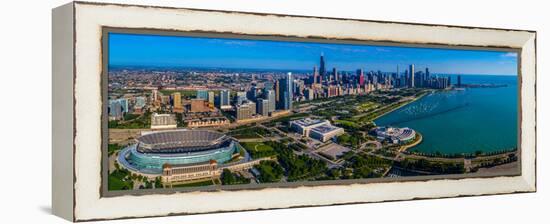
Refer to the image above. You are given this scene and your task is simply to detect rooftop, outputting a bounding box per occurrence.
[291,118,327,128]
[152,113,175,118]
[136,130,231,153]
[312,124,341,134]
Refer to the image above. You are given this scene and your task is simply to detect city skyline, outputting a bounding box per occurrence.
[109,33,518,76]
[106,32,519,191]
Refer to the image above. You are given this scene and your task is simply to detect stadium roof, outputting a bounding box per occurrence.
[136,130,231,153]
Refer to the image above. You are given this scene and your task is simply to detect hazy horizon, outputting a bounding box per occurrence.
[109,33,518,76]
[108,64,516,77]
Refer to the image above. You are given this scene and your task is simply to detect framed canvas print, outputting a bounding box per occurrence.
[52,1,536,222]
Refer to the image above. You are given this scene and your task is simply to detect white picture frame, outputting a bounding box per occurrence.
[52,1,536,222]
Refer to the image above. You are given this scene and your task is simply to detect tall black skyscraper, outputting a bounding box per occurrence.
[319,53,326,79]
[457,75,462,87]
[409,64,415,88]
[396,65,401,87]
[425,67,430,80]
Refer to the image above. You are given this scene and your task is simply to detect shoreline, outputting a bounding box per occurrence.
[399,132,423,152]
[405,148,518,158]
[374,88,517,157]
[371,90,430,124]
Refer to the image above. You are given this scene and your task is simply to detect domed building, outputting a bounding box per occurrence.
[373,126,416,144]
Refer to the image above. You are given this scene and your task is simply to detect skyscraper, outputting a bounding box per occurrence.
[396,65,400,76]
[264,81,274,90]
[327,85,339,97]
[118,98,129,113]
[312,66,319,85]
[266,89,276,113]
[247,100,256,115]
[357,69,365,86]
[257,98,269,117]
[415,71,423,88]
[305,88,314,100]
[333,67,338,82]
[279,72,293,110]
[237,91,247,105]
[286,72,294,110]
[425,67,430,80]
[108,99,123,120]
[396,65,402,87]
[196,90,208,100]
[246,88,258,102]
[151,89,158,102]
[409,64,415,88]
[275,79,280,105]
[457,75,462,87]
[236,102,255,120]
[172,92,183,112]
[216,89,231,109]
[319,53,326,80]
[207,91,215,105]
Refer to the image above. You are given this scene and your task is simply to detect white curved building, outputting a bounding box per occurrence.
[374,126,416,144]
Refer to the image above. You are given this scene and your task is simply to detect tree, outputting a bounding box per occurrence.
[327,168,342,179]
[338,134,351,144]
[145,181,153,189]
[475,150,483,157]
[354,166,373,178]
[175,113,185,127]
[221,169,236,185]
[254,161,284,183]
[154,177,162,188]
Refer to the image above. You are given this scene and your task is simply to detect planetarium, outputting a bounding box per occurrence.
[118,130,238,174]
[373,126,416,144]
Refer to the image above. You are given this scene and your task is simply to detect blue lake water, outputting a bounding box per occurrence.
[374,75,518,154]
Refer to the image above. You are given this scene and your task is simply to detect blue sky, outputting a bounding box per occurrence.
[109,33,518,76]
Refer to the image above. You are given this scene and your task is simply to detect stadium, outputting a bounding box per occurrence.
[118,130,239,174]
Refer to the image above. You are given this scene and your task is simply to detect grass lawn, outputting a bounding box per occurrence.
[243,142,273,151]
[254,160,284,183]
[108,112,151,129]
[242,142,276,159]
[123,113,140,121]
[108,143,125,156]
[228,126,272,139]
[357,102,379,112]
[172,179,214,188]
[108,172,133,190]
[334,119,361,128]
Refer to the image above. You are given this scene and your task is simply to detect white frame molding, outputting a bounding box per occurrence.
[52,1,536,222]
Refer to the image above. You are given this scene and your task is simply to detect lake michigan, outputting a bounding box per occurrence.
[374,75,518,154]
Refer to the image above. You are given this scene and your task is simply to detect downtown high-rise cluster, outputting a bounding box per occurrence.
[287,54,453,104]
